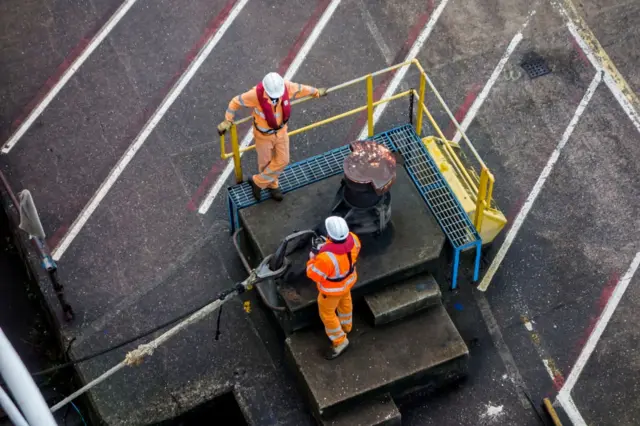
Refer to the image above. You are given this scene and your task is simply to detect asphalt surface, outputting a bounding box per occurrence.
[1,0,639,424]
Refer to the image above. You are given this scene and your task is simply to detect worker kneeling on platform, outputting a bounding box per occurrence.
[218,72,327,202]
[306,216,361,360]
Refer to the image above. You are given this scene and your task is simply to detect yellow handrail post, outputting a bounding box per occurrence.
[366,74,374,137]
[220,134,226,159]
[474,167,489,230]
[416,72,426,135]
[230,124,243,183]
[486,170,495,208]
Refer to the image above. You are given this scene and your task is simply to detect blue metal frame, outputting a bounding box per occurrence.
[225,124,482,289]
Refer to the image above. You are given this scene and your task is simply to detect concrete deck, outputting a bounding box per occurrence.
[239,167,445,331]
[285,305,469,418]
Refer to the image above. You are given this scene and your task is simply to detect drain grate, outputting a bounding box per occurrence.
[521,54,551,79]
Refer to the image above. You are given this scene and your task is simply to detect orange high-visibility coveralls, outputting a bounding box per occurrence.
[306,232,361,347]
[225,82,321,189]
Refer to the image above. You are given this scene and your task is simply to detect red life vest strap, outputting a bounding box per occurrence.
[255,83,290,131]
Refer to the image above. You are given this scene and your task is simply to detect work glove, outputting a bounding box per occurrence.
[217,119,232,135]
[317,88,328,97]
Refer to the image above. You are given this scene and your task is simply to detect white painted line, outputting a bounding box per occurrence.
[477,71,602,291]
[473,290,532,409]
[51,0,249,260]
[542,359,556,381]
[564,17,640,135]
[356,0,451,141]
[451,11,535,143]
[556,392,583,426]
[1,0,140,154]
[198,0,341,214]
[562,250,640,388]
[358,0,393,65]
[557,251,640,425]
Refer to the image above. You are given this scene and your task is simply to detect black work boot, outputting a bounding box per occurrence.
[248,177,262,201]
[325,338,349,360]
[269,187,284,202]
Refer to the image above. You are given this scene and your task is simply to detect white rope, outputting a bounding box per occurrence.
[50,288,241,413]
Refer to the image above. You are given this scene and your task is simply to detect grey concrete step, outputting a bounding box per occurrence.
[365,273,441,325]
[284,304,469,419]
[318,393,400,426]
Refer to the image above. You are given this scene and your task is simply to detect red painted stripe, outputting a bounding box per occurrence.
[277,0,331,75]
[47,224,69,250]
[36,2,242,239]
[342,1,435,143]
[187,160,225,211]
[569,35,592,69]
[574,271,620,350]
[187,0,333,210]
[9,1,124,132]
[444,83,482,139]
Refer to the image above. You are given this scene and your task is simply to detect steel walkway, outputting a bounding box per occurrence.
[227,124,482,288]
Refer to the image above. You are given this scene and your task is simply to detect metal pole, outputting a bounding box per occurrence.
[0,386,29,426]
[219,134,226,159]
[416,72,426,135]
[230,124,243,183]
[366,74,374,137]
[408,91,414,125]
[0,329,57,426]
[474,168,489,230]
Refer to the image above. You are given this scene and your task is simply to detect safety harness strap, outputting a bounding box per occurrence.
[325,251,355,282]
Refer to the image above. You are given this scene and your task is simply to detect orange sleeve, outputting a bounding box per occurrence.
[225,88,260,121]
[306,255,331,283]
[286,81,319,100]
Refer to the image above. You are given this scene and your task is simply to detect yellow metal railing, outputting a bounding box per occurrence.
[219,59,494,232]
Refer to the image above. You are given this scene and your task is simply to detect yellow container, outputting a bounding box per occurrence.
[422,137,507,245]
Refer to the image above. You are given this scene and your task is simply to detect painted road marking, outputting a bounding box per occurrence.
[473,290,532,409]
[198,0,341,215]
[1,0,140,154]
[554,0,640,135]
[477,71,602,292]
[356,0,450,141]
[521,316,566,390]
[451,10,535,143]
[358,0,394,65]
[556,252,640,426]
[51,0,249,260]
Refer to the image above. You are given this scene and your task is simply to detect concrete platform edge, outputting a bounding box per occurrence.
[0,189,103,425]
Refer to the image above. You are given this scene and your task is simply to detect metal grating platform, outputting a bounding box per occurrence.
[227,124,481,288]
[370,126,478,248]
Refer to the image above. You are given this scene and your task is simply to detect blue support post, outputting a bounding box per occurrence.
[451,248,461,290]
[473,241,482,281]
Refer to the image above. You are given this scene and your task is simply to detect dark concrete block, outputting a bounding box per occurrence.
[240,167,446,331]
[365,273,442,325]
[319,393,401,426]
[285,305,469,418]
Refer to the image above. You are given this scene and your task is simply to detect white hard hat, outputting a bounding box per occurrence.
[262,72,285,98]
[325,216,349,242]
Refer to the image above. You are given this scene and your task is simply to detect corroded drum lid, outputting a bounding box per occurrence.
[343,141,396,194]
